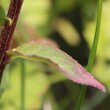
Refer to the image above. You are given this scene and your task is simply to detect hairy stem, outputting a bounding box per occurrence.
[0,0,24,81]
[75,0,103,110]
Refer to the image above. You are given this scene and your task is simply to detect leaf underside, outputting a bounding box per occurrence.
[7,41,106,92]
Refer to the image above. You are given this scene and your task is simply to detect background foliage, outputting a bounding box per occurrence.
[0,0,110,110]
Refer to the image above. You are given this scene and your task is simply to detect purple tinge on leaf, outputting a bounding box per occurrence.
[7,40,106,92]
[58,58,106,92]
[54,49,106,92]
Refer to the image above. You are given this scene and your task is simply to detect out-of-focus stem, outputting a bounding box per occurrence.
[20,59,25,110]
[75,0,103,110]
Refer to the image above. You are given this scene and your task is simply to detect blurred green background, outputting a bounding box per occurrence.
[0,0,110,110]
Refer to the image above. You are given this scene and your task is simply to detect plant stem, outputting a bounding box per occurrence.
[20,59,25,110]
[75,0,103,110]
[0,0,24,81]
[86,0,103,72]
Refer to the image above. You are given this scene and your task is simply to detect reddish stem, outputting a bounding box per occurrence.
[0,0,24,81]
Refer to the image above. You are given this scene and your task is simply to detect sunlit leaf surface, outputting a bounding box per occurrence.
[7,41,106,92]
[53,18,80,46]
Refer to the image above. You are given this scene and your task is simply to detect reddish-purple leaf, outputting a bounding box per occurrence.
[7,40,106,92]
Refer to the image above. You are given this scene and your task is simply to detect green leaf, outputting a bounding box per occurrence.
[0,5,6,26]
[0,65,9,98]
[7,41,106,92]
